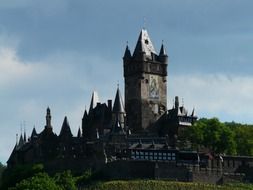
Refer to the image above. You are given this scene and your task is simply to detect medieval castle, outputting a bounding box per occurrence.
[7,29,253,183]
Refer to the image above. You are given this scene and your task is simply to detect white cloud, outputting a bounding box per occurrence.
[169,73,253,123]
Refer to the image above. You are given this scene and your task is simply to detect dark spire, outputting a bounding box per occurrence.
[123,44,131,59]
[18,134,24,148]
[31,127,37,138]
[89,91,99,113]
[77,127,81,138]
[23,129,27,142]
[82,109,88,120]
[159,43,167,56]
[133,29,156,58]
[59,116,73,138]
[191,108,195,117]
[112,87,125,113]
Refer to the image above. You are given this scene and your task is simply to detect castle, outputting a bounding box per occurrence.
[7,29,253,183]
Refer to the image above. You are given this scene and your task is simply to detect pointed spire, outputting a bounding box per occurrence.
[24,129,27,143]
[89,91,99,113]
[18,134,24,148]
[191,108,195,117]
[31,126,37,138]
[159,43,167,56]
[133,29,156,57]
[59,116,73,138]
[77,127,81,138]
[82,109,88,119]
[123,44,131,59]
[112,87,125,113]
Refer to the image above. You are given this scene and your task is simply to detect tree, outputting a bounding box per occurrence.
[1,163,44,189]
[54,170,77,190]
[9,173,61,190]
[225,122,253,156]
[184,118,237,155]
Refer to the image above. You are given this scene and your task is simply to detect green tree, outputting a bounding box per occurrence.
[1,163,44,189]
[225,122,253,156]
[185,118,236,155]
[54,170,77,190]
[9,173,61,190]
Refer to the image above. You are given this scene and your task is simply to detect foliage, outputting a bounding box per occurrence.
[1,163,44,189]
[184,118,237,155]
[9,172,61,190]
[225,122,253,156]
[54,170,77,190]
[79,180,253,190]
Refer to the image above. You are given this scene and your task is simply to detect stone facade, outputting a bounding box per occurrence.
[124,29,167,132]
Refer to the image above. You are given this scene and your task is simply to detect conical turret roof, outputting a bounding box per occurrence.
[89,91,99,113]
[159,43,167,56]
[112,88,125,113]
[59,116,73,137]
[77,127,81,138]
[123,45,131,59]
[31,127,37,137]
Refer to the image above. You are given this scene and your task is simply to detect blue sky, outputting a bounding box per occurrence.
[1,0,253,163]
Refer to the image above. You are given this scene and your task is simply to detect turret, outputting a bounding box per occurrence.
[77,127,81,138]
[89,91,99,114]
[59,116,73,139]
[159,43,168,63]
[112,87,125,133]
[123,45,131,62]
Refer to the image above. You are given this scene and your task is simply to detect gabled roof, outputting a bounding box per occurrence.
[59,116,73,137]
[112,88,125,113]
[89,91,99,113]
[133,29,157,57]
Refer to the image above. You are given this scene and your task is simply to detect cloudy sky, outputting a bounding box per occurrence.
[1,0,253,163]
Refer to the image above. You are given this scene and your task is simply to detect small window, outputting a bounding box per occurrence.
[145,39,149,44]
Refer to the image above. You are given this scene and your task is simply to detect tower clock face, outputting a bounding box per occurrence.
[149,75,159,99]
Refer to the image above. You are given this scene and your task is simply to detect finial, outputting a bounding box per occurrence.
[162,40,164,44]
[126,41,128,46]
[117,81,119,89]
[182,98,184,106]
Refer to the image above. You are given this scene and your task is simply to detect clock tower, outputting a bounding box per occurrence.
[123,29,168,133]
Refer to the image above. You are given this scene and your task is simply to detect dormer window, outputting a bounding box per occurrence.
[145,39,149,44]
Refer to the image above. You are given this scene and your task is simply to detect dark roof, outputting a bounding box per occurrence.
[112,88,125,113]
[123,45,131,59]
[31,127,37,137]
[89,91,99,113]
[59,116,73,137]
[77,128,81,138]
[159,44,167,56]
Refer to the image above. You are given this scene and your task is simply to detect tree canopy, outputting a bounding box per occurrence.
[183,118,253,156]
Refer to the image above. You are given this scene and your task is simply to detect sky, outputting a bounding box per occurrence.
[1,0,253,163]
